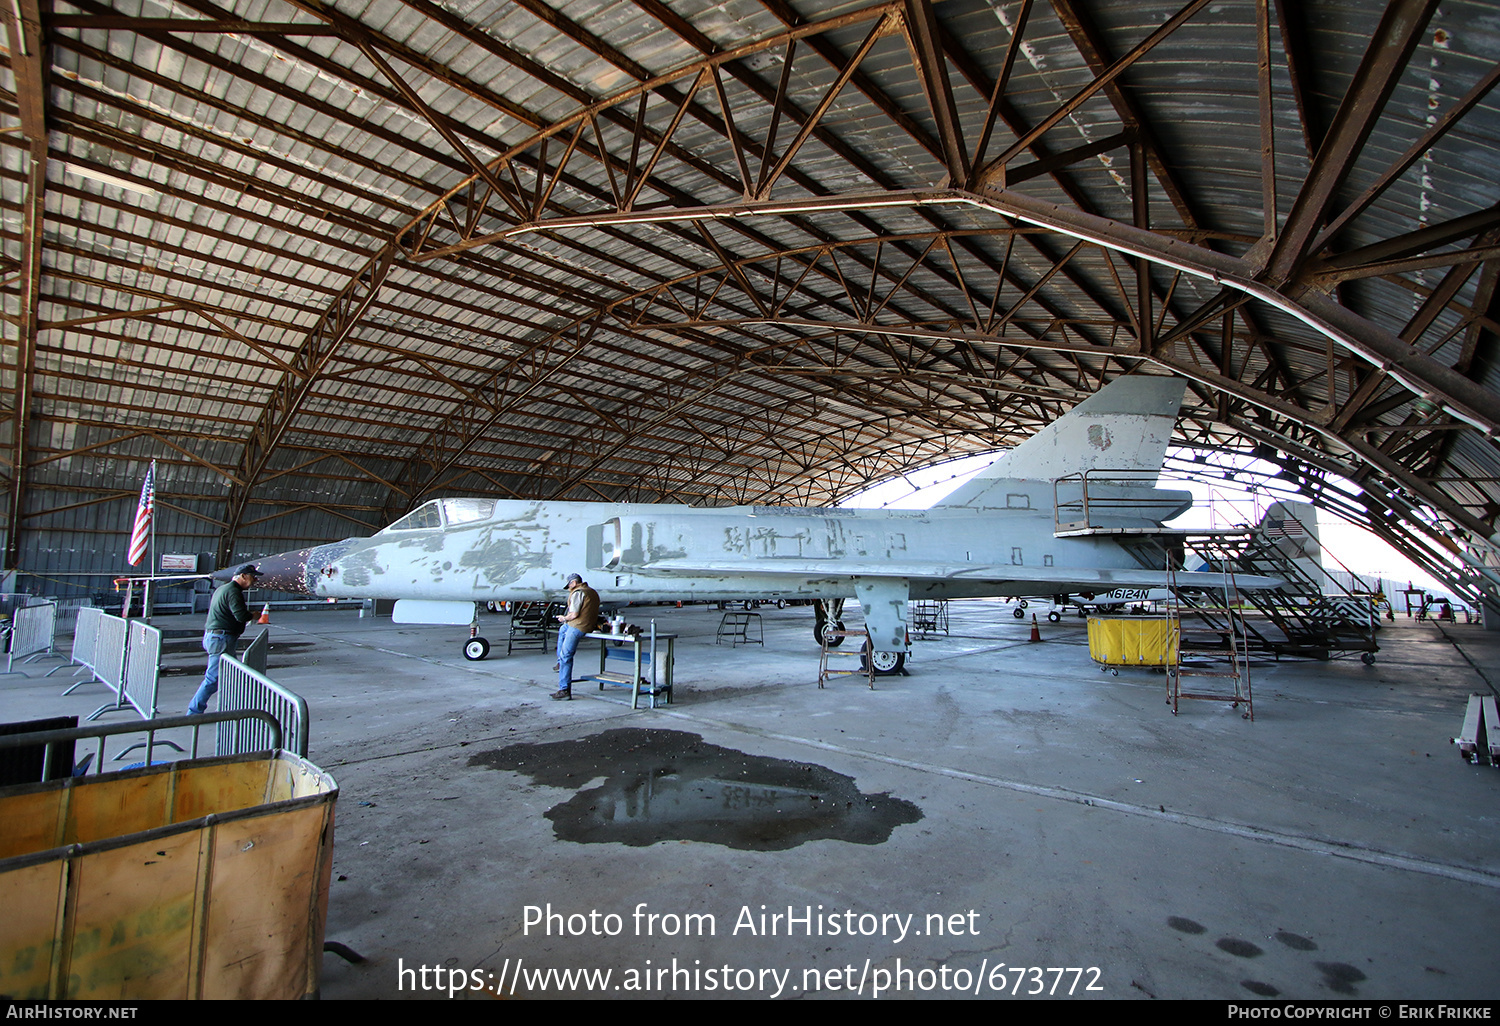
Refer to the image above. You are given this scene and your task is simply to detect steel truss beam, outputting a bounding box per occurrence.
[124,0,1228,550]
[10,0,1494,584]
[377,186,1497,542]
[3,0,46,570]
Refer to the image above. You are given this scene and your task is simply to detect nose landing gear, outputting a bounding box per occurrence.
[464,611,490,660]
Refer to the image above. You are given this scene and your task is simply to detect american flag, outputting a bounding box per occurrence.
[1264,516,1305,538]
[127,461,155,566]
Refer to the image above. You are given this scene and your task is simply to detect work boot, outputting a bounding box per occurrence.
[550,689,572,701]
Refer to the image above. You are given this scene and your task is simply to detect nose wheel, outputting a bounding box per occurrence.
[463,636,491,660]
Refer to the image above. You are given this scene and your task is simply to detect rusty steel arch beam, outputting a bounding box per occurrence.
[3,0,48,571]
[212,1,913,562]
[374,186,1497,543]
[200,0,1498,582]
[400,185,1500,429]
[216,246,395,566]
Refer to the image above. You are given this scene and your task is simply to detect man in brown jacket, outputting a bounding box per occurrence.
[552,573,599,700]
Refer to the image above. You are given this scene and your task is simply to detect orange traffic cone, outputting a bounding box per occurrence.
[1029,614,1041,642]
[257,603,270,624]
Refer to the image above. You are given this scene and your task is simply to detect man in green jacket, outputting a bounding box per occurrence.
[187,563,261,715]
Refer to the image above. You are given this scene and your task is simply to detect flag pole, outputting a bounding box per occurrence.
[127,460,156,620]
[148,459,158,620]
[145,467,155,622]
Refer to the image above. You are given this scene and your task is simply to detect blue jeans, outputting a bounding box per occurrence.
[556,624,583,692]
[188,629,239,715]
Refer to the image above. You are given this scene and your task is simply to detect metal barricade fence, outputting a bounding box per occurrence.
[47,596,92,631]
[69,605,102,676]
[241,627,269,674]
[7,601,56,672]
[120,619,163,719]
[0,711,285,782]
[93,613,128,698]
[215,654,308,758]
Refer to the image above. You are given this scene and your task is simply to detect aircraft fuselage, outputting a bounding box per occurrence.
[257,493,1153,607]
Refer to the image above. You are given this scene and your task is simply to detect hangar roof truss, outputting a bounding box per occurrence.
[1,0,1497,600]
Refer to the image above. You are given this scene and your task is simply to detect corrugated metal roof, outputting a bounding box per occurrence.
[1,0,1495,598]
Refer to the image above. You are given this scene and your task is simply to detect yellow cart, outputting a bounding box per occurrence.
[1087,617,1179,675]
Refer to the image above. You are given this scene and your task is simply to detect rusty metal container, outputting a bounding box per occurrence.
[0,751,337,999]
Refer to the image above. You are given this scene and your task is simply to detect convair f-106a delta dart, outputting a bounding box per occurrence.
[239,375,1281,674]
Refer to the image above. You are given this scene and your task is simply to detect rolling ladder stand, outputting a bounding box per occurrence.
[819,628,875,689]
[1165,548,1254,721]
[910,599,950,638]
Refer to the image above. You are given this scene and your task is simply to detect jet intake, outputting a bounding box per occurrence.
[587,518,621,571]
[586,516,668,572]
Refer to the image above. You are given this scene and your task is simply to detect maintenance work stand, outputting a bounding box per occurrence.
[584,628,676,709]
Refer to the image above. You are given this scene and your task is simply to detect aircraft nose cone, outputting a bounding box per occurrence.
[212,549,317,595]
[254,550,317,594]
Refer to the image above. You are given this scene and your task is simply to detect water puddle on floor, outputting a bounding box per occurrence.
[469,727,922,851]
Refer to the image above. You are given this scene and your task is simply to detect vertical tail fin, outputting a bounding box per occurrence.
[1258,500,1323,584]
[936,376,1186,508]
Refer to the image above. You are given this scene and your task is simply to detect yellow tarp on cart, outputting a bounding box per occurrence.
[1087,617,1179,667]
[0,750,337,1000]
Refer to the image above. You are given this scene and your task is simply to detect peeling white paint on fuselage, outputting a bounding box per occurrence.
[244,376,1234,663]
[306,496,1147,605]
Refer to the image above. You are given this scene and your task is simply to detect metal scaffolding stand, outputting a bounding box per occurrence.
[507,601,559,654]
[910,599,949,638]
[715,611,763,646]
[1057,471,1379,665]
[819,628,874,689]
[1166,551,1253,721]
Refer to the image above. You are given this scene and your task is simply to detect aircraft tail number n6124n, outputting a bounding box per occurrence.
[242,375,1281,674]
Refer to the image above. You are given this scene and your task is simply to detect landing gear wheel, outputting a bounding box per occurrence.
[463,637,490,661]
[863,650,906,676]
[1013,607,1026,619]
[484,601,504,614]
[1361,651,1376,665]
[1047,611,1061,623]
[819,621,847,647]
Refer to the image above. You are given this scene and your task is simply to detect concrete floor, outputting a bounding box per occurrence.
[5,601,1498,1001]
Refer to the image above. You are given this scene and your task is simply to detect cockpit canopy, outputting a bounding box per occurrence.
[381,497,496,533]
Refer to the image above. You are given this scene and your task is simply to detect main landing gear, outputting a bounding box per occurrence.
[815,597,907,676]
[813,598,847,648]
[863,649,907,676]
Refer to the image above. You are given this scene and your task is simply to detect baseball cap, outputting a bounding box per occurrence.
[237,564,264,578]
